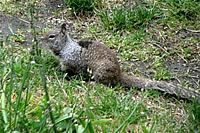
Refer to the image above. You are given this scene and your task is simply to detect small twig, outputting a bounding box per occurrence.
[176,29,200,37]
[18,18,30,24]
[193,67,200,72]
[190,78,198,88]
[185,29,200,33]
[146,41,173,60]
[18,18,40,28]
[175,76,181,84]
[176,53,188,63]
[146,41,169,54]
[74,12,81,23]
[187,75,200,79]
[93,34,98,41]
[186,67,190,74]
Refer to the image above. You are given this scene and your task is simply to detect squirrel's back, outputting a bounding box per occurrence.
[78,40,121,85]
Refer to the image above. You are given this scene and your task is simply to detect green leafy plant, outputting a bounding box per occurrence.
[63,0,102,15]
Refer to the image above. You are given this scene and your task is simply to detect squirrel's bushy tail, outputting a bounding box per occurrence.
[119,73,200,99]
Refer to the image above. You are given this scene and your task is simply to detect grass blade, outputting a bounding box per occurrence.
[114,94,147,133]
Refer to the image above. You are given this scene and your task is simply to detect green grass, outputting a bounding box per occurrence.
[63,0,103,15]
[97,2,162,31]
[0,41,149,132]
[163,0,200,21]
[0,0,200,132]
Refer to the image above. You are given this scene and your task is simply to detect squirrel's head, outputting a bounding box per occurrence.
[42,23,73,53]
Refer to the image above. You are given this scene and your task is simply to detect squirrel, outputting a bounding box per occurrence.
[42,23,200,100]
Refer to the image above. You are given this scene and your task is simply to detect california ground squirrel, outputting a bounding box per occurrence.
[43,23,200,100]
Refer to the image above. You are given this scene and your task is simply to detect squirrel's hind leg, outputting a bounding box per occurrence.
[92,61,120,86]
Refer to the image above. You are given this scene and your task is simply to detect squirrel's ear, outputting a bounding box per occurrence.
[66,33,73,43]
[60,23,67,35]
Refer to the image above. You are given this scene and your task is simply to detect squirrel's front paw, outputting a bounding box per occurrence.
[60,62,68,71]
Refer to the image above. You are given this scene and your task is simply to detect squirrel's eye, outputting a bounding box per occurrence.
[49,34,55,38]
